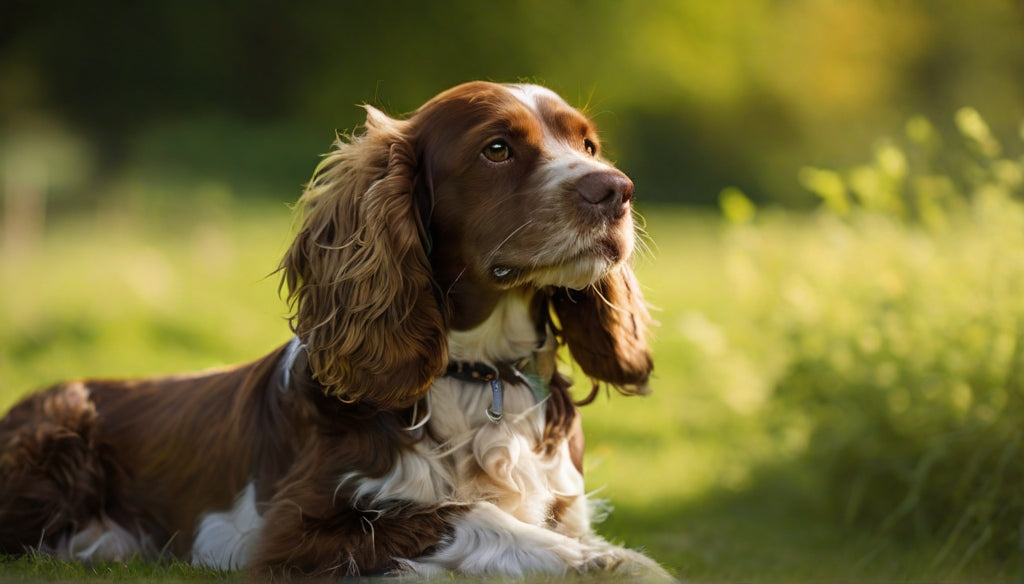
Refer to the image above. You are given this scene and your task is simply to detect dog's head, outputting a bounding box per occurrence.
[281,81,652,408]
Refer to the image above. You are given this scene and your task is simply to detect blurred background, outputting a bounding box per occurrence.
[3,0,1023,212]
[3,0,1024,580]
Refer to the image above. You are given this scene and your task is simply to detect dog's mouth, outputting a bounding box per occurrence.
[480,204,637,289]
[488,238,628,289]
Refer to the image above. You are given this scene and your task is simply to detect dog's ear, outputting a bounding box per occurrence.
[281,106,447,409]
[550,264,653,397]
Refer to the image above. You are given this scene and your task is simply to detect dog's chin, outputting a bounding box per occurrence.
[487,232,635,289]
[488,254,620,290]
[537,258,617,289]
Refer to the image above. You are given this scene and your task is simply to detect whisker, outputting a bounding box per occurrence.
[445,266,469,299]
[589,281,623,313]
[632,209,656,262]
[483,219,535,265]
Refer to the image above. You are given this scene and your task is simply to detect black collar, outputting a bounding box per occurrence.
[277,337,544,424]
[446,361,500,382]
[445,359,539,423]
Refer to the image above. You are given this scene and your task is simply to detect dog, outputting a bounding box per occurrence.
[0,81,668,579]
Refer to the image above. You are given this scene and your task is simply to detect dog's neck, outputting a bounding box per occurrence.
[446,291,543,367]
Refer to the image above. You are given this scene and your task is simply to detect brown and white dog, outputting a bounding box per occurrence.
[0,82,667,579]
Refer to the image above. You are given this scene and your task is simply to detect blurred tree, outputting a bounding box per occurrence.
[0,0,1022,208]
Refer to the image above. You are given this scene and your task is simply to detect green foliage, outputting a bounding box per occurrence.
[799,107,1024,228]
[749,110,1024,570]
[5,1,1024,206]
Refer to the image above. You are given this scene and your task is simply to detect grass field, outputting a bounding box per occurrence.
[2,187,1023,581]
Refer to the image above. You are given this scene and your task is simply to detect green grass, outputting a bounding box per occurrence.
[0,553,233,582]
[2,188,1023,581]
[0,197,295,398]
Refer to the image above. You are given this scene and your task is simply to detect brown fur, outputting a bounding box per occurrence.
[0,382,109,552]
[0,347,460,567]
[282,109,448,409]
[0,347,293,555]
[551,264,654,395]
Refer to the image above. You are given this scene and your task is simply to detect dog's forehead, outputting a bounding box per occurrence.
[506,85,584,120]
[504,84,594,141]
[505,84,564,110]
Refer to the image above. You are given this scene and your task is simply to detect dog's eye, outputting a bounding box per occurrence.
[584,138,597,157]
[482,140,512,163]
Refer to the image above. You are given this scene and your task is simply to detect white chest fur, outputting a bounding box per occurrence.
[446,293,540,365]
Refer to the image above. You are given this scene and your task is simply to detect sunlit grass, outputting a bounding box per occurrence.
[0,197,294,408]
[3,190,1023,581]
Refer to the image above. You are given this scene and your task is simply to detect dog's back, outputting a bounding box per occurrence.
[0,347,291,559]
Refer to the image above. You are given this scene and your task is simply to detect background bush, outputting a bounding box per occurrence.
[732,110,1024,570]
[3,0,1024,208]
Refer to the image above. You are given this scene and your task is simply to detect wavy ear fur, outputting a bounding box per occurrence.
[281,107,447,409]
[550,264,653,397]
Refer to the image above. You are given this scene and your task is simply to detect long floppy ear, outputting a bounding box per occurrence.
[280,106,447,409]
[550,263,653,397]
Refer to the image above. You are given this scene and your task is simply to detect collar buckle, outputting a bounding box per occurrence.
[447,361,521,423]
[485,379,504,423]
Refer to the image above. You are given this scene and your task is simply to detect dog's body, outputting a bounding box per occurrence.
[0,82,666,578]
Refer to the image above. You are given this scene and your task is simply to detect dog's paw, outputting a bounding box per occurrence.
[387,557,449,577]
[579,545,677,582]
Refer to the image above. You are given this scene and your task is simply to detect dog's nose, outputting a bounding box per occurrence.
[576,170,634,214]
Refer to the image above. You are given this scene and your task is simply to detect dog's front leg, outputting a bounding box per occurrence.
[395,501,672,579]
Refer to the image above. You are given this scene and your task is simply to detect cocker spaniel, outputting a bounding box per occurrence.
[0,81,668,579]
